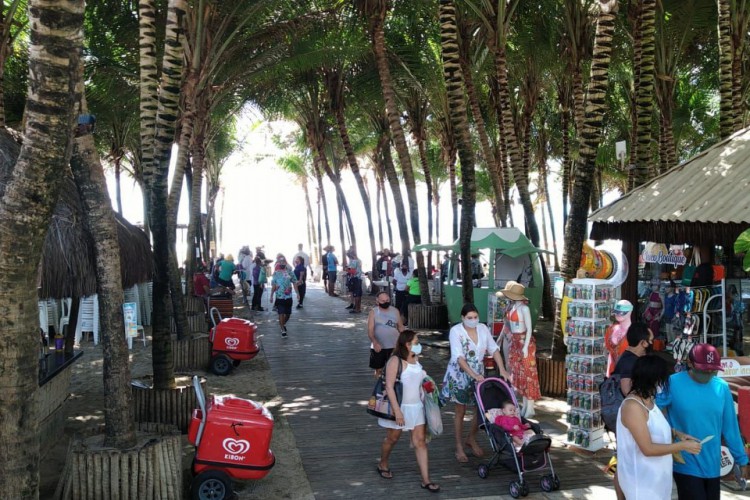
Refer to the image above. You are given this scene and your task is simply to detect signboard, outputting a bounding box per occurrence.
[123,302,138,338]
[718,358,750,378]
[641,243,687,268]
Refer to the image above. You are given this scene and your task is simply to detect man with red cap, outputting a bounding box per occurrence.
[656,343,749,499]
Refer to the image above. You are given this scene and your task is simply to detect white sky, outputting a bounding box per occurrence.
[105,110,620,270]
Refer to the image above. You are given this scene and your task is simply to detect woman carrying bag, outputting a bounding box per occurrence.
[376,330,440,493]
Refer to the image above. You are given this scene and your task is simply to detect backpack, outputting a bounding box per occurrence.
[599,374,623,434]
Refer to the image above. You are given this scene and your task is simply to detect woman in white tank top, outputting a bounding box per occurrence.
[616,356,702,499]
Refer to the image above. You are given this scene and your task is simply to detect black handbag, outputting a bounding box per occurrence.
[366,357,403,420]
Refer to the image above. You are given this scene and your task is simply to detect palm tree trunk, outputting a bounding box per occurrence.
[144,0,186,390]
[718,0,734,139]
[730,9,749,132]
[71,102,136,450]
[138,0,158,233]
[311,151,331,245]
[380,135,411,257]
[633,0,657,187]
[380,165,394,249]
[375,169,384,250]
[440,0,477,304]
[114,157,123,215]
[186,114,208,297]
[0,1,83,492]
[302,176,319,265]
[370,5,430,304]
[448,147,458,241]
[560,101,571,228]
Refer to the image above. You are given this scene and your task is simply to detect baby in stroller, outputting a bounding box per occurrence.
[486,401,536,449]
[475,377,559,498]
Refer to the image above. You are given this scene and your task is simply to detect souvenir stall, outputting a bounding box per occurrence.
[589,128,750,364]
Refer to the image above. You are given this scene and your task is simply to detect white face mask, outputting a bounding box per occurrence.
[463,318,479,329]
[410,343,422,355]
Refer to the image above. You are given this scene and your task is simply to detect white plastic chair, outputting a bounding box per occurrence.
[75,294,99,345]
[38,301,49,339]
[45,298,59,334]
[58,298,72,336]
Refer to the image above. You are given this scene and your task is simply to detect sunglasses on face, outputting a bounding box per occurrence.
[614,311,628,316]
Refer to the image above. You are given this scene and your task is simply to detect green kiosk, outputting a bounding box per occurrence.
[415,228,547,326]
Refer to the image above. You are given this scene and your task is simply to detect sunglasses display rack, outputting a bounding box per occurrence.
[564,279,614,452]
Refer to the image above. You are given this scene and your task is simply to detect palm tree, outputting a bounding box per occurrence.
[632,0,657,187]
[439,0,477,303]
[0,0,83,492]
[729,0,750,131]
[717,0,734,138]
[558,0,619,354]
[354,0,430,305]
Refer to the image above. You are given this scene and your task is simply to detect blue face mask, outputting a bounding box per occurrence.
[410,343,422,355]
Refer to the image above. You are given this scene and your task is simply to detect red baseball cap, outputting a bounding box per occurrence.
[689,344,724,371]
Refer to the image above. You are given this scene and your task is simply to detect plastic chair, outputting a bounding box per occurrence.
[58,298,72,336]
[75,294,99,345]
[45,298,59,334]
[38,301,49,339]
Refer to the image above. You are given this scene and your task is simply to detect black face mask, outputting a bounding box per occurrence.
[280,264,286,269]
[378,302,391,309]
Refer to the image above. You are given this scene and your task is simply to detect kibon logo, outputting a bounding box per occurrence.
[222,438,250,461]
[225,337,240,347]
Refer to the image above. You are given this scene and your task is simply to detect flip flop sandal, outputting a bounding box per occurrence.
[421,482,441,493]
[377,466,393,479]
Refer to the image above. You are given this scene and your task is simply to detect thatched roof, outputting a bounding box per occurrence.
[589,127,750,245]
[0,129,153,299]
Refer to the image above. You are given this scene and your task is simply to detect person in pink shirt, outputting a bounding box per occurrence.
[606,300,633,376]
[487,401,535,448]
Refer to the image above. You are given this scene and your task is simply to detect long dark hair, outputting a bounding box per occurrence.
[461,303,478,317]
[629,355,670,399]
[393,329,417,360]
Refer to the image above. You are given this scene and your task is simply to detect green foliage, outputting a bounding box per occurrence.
[734,229,750,272]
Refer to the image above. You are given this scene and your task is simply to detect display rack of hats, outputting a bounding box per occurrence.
[564,279,613,452]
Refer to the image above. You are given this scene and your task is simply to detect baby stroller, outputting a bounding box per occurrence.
[475,377,559,498]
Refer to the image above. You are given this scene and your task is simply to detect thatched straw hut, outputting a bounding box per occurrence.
[0,129,153,299]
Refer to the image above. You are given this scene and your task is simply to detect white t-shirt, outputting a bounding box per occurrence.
[393,268,410,291]
[240,254,255,284]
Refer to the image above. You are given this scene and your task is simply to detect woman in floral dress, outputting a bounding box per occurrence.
[441,303,509,463]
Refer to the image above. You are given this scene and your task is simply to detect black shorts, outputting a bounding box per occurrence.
[369,348,394,369]
[275,297,293,315]
[350,277,362,297]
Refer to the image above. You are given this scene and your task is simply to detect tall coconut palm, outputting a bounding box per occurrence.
[142,0,186,390]
[0,0,83,493]
[729,1,750,131]
[354,0,430,305]
[439,0,477,303]
[557,0,619,355]
[632,0,657,187]
[717,0,734,138]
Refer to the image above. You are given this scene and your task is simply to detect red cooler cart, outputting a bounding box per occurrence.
[208,309,260,375]
[188,376,275,499]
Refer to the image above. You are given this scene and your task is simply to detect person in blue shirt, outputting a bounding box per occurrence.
[656,343,749,499]
[324,246,339,297]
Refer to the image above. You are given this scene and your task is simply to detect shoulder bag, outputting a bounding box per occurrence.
[366,357,403,420]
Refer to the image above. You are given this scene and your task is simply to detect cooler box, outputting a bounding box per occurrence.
[189,395,275,480]
[210,317,259,359]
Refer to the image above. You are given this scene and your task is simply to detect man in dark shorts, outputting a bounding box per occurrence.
[367,291,403,377]
[270,256,299,337]
[612,321,652,500]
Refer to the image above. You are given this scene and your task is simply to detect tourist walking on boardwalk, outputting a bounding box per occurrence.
[441,303,509,463]
[251,255,266,311]
[392,262,410,321]
[367,291,404,378]
[323,245,339,297]
[293,243,312,277]
[270,256,298,337]
[293,255,307,308]
[347,248,363,313]
[377,330,440,493]
[617,355,702,500]
[656,343,750,499]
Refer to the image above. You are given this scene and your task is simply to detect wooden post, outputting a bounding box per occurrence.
[131,376,204,433]
[407,304,449,330]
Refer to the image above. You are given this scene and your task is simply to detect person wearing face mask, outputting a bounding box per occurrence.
[368,291,404,378]
[656,343,750,499]
[606,300,634,376]
[617,355,703,500]
[270,257,299,337]
[498,281,541,419]
[377,330,440,493]
[441,303,509,463]
[392,263,411,323]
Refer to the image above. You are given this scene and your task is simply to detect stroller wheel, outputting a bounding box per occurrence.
[477,464,489,479]
[509,481,521,498]
[520,481,529,497]
[552,474,561,490]
[540,475,554,492]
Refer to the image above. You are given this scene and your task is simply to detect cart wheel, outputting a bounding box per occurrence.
[552,474,561,490]
[210,355,233,376]
[477,464,489,479]
[509,481,521,499]
[520,481,529,497]
[540,475,554,492]
[191,470,233,500]
[232,359,241,367]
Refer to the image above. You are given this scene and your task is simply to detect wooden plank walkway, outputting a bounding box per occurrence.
[257,285,613,499]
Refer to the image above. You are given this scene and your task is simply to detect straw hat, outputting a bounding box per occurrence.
[496,281,528,301]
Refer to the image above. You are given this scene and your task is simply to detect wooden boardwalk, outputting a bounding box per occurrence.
[257,286,613,499]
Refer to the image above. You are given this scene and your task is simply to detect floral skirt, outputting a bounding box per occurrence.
[508,334,541,400]
[441,360,479,406]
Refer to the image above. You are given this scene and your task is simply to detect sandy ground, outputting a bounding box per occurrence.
[39,299,314,499]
